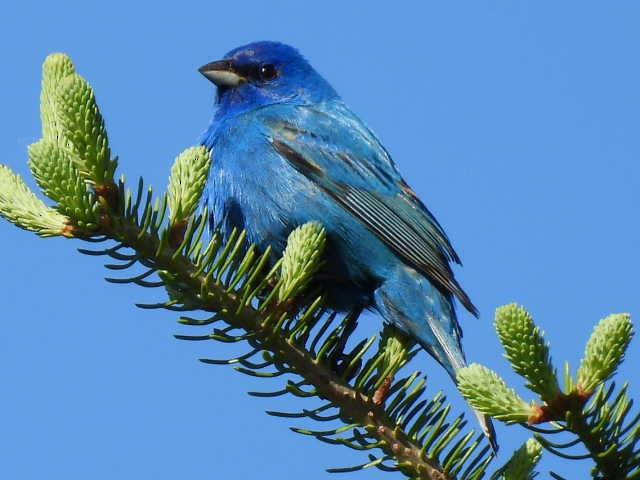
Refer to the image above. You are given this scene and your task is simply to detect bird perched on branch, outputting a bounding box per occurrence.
[199,41,496,449]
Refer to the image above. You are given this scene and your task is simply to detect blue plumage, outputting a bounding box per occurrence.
[199,41,495,448]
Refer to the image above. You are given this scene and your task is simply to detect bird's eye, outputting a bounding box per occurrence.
[258,63,278,81]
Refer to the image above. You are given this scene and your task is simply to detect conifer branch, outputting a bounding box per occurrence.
[458,305,638,479]
[0,53,503,480]
[2,51,637,480]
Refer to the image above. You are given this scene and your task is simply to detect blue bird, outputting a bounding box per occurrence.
[198,41,496,449]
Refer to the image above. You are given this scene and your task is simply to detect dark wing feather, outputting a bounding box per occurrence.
[268,106,478,316]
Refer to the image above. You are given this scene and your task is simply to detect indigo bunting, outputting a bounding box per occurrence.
[199,41,495,448]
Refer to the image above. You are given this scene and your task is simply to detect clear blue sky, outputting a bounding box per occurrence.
[1,1,638,478]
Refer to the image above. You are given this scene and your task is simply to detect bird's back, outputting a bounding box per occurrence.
[202,100,410,307]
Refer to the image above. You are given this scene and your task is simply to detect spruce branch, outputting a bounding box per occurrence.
[5,50,638,480]
[0,52,511,480]
[88,198,474,480]
[461,305,639,479]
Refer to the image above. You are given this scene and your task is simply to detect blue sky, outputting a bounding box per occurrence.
[1,1,638,478]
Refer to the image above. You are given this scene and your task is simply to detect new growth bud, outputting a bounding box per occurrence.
[278,221,326,302]
[495,304,561,402]
[577,313,633,395]
[457,363,534,423]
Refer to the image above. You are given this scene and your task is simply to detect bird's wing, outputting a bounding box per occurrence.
[264,103,478,316]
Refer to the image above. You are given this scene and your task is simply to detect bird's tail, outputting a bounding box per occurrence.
[429,325,498,454]
[373,265,498,453]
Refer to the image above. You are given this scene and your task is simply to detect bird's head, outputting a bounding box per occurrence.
[199,41,338,116]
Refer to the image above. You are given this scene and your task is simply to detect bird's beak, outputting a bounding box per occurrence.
[198,59,245,87]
